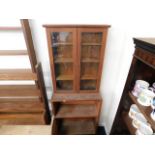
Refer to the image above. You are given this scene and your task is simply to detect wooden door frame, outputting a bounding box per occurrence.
[77,28,108,93]
[45,27,77,93]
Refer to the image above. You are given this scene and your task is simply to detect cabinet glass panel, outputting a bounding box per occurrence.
[51,32,73,91]
[80,32,103,90]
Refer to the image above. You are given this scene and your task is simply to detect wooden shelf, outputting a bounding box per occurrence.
[122,112,136,135]
[0,50,27,56]
[55,104,97,118]
[0,113,45,125]
[81,58,99,63]
[0,85,41,98]
[56,75,73,81]
[58,119,96,135]
[52,42,72,47]
[52,93,102,102]
[0,27,22,31]
[128,92,155,130]
[0,69,37,80]
[54,58,73,63]
[81,75,97,80]
[0,101,44,113]
[82,43,101,46]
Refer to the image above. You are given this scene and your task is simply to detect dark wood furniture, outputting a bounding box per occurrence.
[110,38,155,135]
[44,25,110,134]
[0,19,51,125]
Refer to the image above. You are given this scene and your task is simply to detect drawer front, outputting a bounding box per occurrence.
[135,48,155,67]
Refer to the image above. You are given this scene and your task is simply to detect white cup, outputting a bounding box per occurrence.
[128,104,140,119]
[136,123,153,135]
[132,80,149,97]
[132,113,147,128]
[137,89,155,106]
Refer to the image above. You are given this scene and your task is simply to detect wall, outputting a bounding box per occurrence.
[0,0,155,134]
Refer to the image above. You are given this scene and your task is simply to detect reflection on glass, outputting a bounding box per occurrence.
[80,80,97,90]
[80,32,103,91]
[51,32,73,91]
[82,32,102,43]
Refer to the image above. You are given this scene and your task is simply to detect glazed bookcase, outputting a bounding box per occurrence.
[44,25,110,134]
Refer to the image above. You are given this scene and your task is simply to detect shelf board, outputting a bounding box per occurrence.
[0,101,44,113]
[54,58,73,63]
[81,58,99,63]
[0,85,41,98]
[82,43,101,46]
[0,69,37,80]
[52,93,102,102]
[122,112,136,135]
[0,50,27,56]
[55,104,97,118]
[52,42,72,47]
[81,75,97,80]
[59,119,96,135]
[129,92,155,130]
[0,27,22,31]
[56,75,73,81]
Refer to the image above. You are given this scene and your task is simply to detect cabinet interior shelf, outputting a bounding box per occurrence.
[81,75,97,80]
[55,104,97,118]
[58,119,96,135]
[81,43,102,46]
[52,43,72,47]
[54,58,73,63]
[56,75,73,81]
[128,92,155,130]
[81,58,99,63]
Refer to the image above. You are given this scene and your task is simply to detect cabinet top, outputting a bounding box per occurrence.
[43,24,111,28]
[134,38,155,53]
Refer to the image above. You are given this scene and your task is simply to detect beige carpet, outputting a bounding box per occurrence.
[0,125,51,135]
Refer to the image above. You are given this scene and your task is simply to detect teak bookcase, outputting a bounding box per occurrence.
[44,25,110,134]
[111,38,155,135]
[0,20,51,125]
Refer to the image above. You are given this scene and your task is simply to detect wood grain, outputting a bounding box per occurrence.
[55,104,97,118]
[0,69,37,80]
[0,50,27,56]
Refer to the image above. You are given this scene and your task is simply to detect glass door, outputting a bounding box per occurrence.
[49,28,76,92]
[78,28,104,91]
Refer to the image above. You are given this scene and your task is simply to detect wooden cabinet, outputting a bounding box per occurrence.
[51,93,102,134]
[44,25,110,93]
[44,25,110,134]
[111,38,155,135]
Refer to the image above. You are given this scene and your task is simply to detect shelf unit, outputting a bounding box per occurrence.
[111,38,155,135]
[44,25,110,93]
[0,20,51,125]
[51,93,102,135]
[44,25,110,134]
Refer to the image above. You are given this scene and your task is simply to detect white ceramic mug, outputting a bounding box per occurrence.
[136,123,153,135]
[132,80,149,97]
[132,113,147,128]
[128,104,140,119]
[137,89,155,106]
